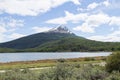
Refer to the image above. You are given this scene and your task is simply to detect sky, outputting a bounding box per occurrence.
[0,0,120,43]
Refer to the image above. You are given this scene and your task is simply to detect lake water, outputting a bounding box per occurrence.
[0,52,111,63]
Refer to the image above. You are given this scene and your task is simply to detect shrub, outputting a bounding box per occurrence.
[84,57,95,61]
[74,64,108,80]
[39,63,75,80]
[57,59,66,63]
[39,63,108,80]
[105,71,120,80]
[106,52,120,72]
[0,69,38,80]
[1,62,120,80]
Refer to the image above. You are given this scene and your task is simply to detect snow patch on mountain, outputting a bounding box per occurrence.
[46,25,73,34]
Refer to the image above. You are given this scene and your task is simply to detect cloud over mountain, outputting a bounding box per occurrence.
[0,0,80,16]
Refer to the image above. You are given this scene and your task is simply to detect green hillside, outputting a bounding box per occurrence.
[0,36,120,52]
[27,37,120,52]
[0,48,17,53]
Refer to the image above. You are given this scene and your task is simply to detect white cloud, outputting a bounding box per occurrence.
[9,33,26,40]
[46,17,67,24]
[46,11,88,24]
[0,33,6,43]
[109,17,120,26]
[103,0,110,7]
[0,0,80,16]
[77,0,110,12]
[0,17,24,28]
[110,27,114,31]
[71,0,81,5]
[109,0,120,9]
[87,2,99,10]
[7,19,24,27]
[73,23,95,33]
[0,17,24,42]
[73,13,110,33]
[47,10,120,33]
[32,26,51,33]
[88,29,120,42]
[86,13,110,26]
[73,12,120,33]
[88,35,120,42]
[0,26,7,33]
[47,9,120,33]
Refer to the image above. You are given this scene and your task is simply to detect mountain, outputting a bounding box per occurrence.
[0,25,120,52]
[0,26,76,49]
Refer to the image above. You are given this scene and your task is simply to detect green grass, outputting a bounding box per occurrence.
[0,61,103,70]
[0,56,106,70]
[0,62,55,70]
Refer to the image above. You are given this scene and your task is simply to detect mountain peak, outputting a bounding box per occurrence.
[46,25,73,34]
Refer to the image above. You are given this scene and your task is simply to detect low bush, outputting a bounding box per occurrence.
[0,62,120,80]
[106,52,120,72]
[39,63,109,80]
[0,69,38,80]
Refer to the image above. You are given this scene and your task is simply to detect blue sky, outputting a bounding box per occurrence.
[0,0,120,42]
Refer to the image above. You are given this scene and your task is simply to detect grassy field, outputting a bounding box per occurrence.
[0,56,106,70]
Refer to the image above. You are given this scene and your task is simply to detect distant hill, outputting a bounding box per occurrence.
[0,26,76,49]
[27,37,120,52]
[0,25,120,52]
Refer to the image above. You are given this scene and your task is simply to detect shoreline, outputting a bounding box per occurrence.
[0,56,106,70]
[0,56,106,64]
[0,51,111,53]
